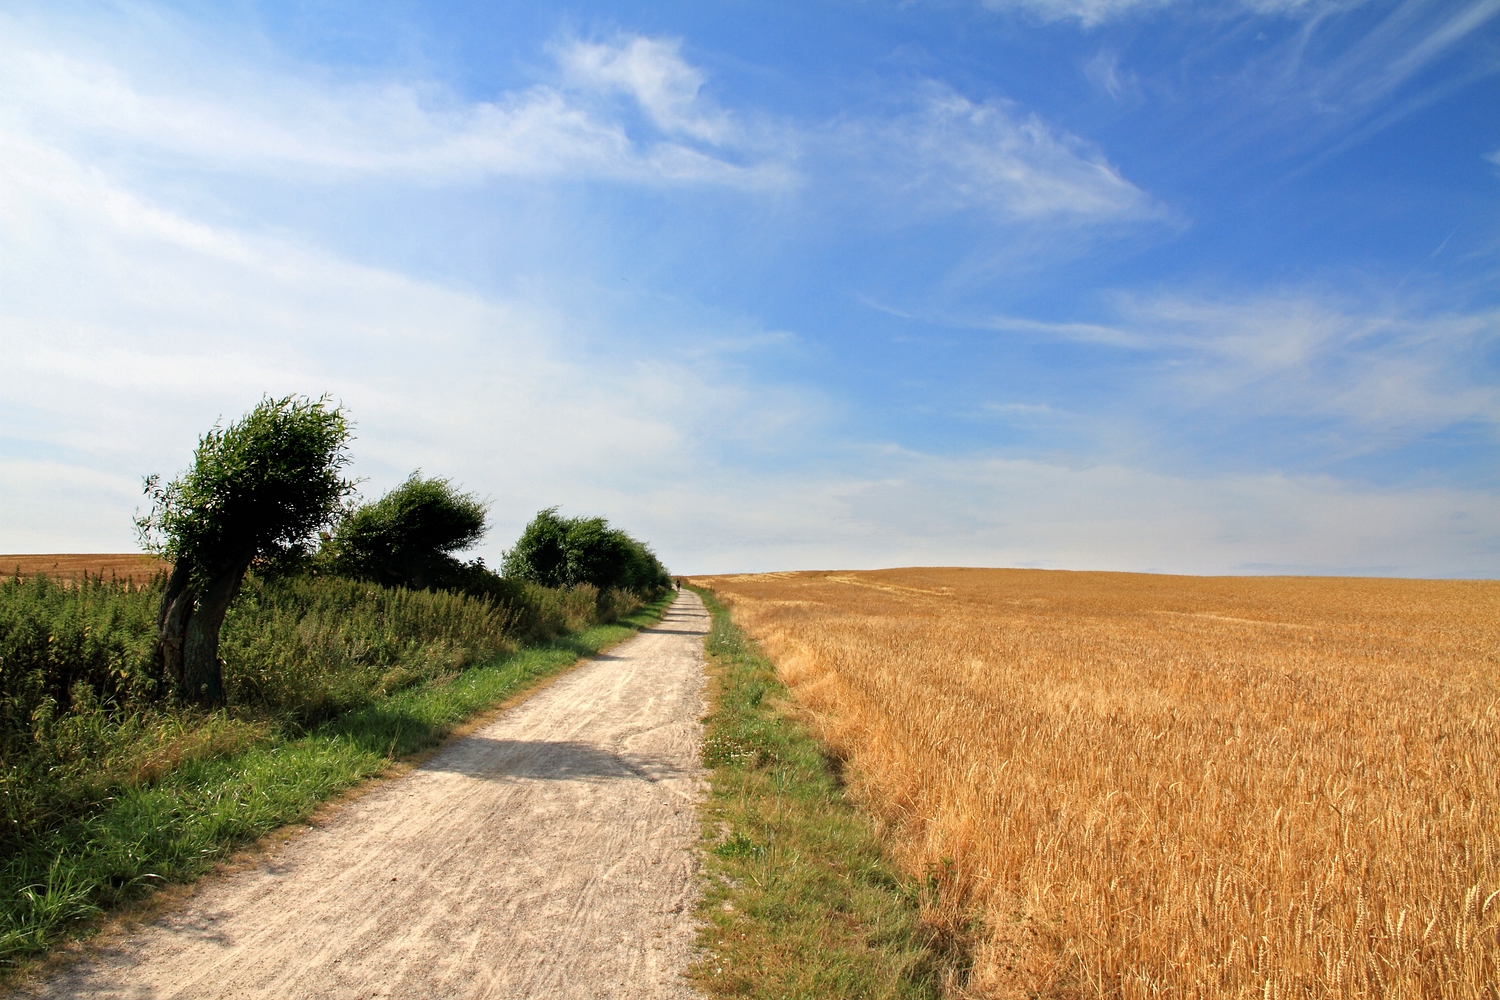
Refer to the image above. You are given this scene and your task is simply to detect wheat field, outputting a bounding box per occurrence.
[2,552,169,585]
[692,568,1500,998]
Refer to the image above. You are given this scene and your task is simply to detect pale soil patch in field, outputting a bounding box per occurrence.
[18,593,710,1000]
[1,554,168,586]
[692,568,1500,998]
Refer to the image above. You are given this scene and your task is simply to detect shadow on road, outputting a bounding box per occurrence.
[422,737,687,783]
[640,609,709,637]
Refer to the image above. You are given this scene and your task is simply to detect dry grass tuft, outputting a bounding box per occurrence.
[113,716,272,789]
[693,568,1500,998]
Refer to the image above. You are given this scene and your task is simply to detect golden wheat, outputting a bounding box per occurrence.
[2,552,168,586]
[693,568,1500,998]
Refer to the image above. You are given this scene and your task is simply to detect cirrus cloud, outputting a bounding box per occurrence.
[0,25,793,189]
[830,84,1155,222]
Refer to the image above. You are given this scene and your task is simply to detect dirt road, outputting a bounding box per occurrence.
[23,592,710,1000]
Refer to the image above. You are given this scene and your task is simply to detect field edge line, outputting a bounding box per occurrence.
[688,584,970,999]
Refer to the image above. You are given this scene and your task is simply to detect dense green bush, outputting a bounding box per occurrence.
[315,477,662,634]
[321,473,488,591]
[502,508,671,595]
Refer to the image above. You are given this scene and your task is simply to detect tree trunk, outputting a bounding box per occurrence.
[157,559,194,694]
[179,550,255,706]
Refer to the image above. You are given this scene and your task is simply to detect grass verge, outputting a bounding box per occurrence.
[690,586,964,999]
[1,594,673,969]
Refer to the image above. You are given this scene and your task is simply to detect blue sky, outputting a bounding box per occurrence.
[1,0,1497,575]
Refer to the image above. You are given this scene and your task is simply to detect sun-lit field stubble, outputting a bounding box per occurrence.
[2,554,167,586]
[692,569,1500,998]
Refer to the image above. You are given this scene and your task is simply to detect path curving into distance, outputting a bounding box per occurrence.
[23,592,710,1000]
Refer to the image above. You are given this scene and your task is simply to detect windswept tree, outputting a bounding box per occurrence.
[137,395,355,705]
[323,472,489,591]
[502,508,670,594]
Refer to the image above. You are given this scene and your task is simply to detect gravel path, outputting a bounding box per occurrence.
[22,592,710,1000]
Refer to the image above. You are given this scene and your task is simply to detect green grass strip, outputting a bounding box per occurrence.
[690,586,961,999]
[1,595,673,965]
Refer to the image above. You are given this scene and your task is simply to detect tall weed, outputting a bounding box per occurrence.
[220,574,516,722]
[1,571,648,853]
[0,565,662,965]
[0,573,161,740]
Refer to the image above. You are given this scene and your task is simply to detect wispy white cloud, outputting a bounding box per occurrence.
[676,449,1500,577]
[1122,294,1500,434]
[978,0,1176,28]
[558,35,735,145]
[969,292,1500,443]
[986,0,1498,174]
[977,0,1367,28]
[0,26,791,189]
[0,123,816,559]
[0,14,1151,229]
[1309,0,1500,114]
[1238,0,1370,15]
[982,401,1068,418]
[975,312,1151,347]
[835,84,1153,221]
[0,459,147,554]
[12,92,1489,576]
[863,299,1149,343]
[1171,0,1500,165]
[3,6,1492,578]
[4,110,1494,576]
[1083,48,1141,101]
[835,450,1500,576]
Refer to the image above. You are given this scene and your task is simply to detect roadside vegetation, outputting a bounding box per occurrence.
[697,568,1500,999]
[503,505,672,594]
[0,394,673,966]
[690,586,962,999]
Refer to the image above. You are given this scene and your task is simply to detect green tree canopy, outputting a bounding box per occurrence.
[324,472,489,591]
[502,508,670,594]
[136,394,355,704]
